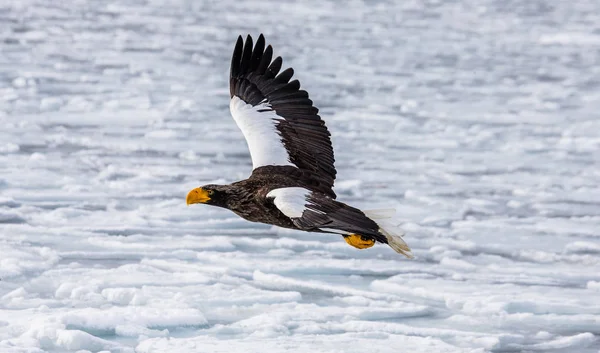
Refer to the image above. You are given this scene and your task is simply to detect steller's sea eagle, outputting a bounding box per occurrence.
[186,34,412,257]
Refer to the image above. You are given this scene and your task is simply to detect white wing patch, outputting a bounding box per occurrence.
[319,228,351,235]
[267,187,311,218]
[230,96,295,169]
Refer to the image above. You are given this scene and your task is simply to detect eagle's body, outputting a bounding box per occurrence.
[214,167,302,228]
[186,34,412,257]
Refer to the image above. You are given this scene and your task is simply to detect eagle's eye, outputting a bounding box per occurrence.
[208,190,214,196]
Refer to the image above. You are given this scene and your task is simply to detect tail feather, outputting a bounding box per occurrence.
[362,208,396,219]
[364,209,413,259]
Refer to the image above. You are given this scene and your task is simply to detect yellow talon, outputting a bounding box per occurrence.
[343,234,375,249]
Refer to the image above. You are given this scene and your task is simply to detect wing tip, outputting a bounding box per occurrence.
[230,35,245,78]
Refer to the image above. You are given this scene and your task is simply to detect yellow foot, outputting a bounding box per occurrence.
[343,234,375,249]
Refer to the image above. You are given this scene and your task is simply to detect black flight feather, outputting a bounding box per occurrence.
[229,34,337,198]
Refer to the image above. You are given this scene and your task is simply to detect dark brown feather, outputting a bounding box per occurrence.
[229,34,337,198]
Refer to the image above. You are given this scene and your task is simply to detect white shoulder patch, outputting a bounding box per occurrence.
[266,187,311,218]
[229,96,295,170]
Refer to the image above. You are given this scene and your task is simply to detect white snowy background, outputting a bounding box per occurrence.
[1,0,600,352]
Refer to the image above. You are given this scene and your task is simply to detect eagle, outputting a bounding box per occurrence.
[186,34,412,257]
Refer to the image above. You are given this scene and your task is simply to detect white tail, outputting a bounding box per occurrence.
[364,209,413,259]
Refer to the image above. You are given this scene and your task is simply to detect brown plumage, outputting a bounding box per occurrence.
[186,34,412,257]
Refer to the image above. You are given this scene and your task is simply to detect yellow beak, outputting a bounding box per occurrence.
[186,188,211,205]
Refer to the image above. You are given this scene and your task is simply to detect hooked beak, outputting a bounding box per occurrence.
[186,188,211,205]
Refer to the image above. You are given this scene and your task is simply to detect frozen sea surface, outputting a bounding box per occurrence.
[1,0,600,352]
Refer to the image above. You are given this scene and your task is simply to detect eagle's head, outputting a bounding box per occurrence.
[186,184,230,208]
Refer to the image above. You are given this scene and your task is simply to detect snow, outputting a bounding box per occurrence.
[1,0,600,352]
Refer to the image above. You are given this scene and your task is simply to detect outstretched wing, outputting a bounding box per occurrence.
[229,34,336,195]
